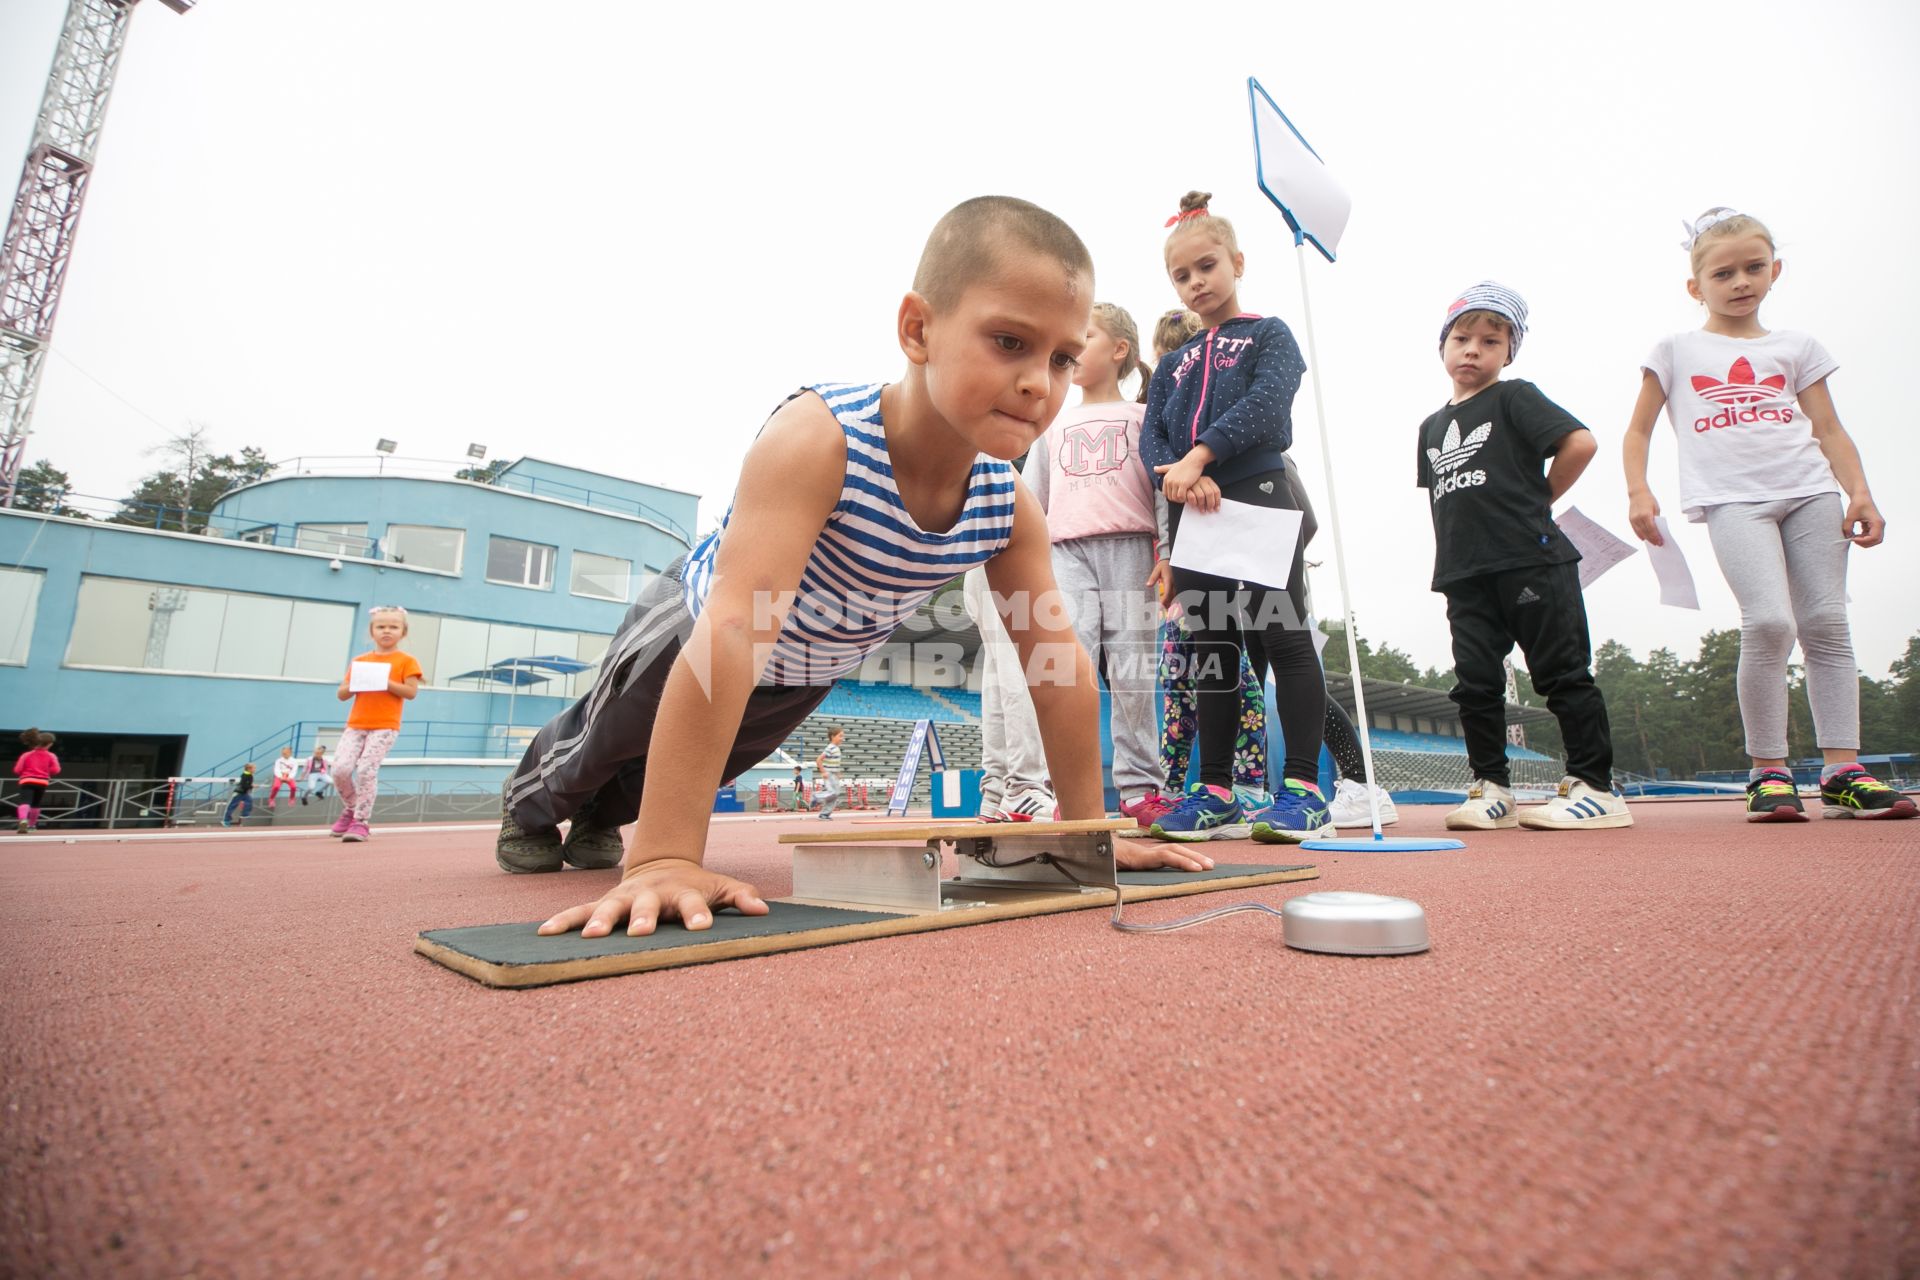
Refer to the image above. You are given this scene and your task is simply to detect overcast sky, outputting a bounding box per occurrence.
[4,0,1915,678]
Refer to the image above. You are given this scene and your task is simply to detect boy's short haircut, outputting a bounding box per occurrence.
[912,196,1093,311]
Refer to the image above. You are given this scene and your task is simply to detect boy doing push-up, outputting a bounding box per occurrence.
[500,196,1214,939]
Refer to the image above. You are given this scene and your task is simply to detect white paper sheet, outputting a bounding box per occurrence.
[1646,517,1700,609]
[1555,507,1637,589]
[348,661,391,693]
[1169,498,1304,591]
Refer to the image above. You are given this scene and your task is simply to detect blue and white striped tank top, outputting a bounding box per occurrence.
[681,381,1018,686]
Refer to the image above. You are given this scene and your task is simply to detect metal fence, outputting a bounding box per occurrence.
[3,776,506,831]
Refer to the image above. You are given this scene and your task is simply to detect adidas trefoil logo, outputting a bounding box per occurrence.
[1690,357,1798,433]
[1427,418,1491,499]
[1691,357,1786,405]
[1515,586,1541,606]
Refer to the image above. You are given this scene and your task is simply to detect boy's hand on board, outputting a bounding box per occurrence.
[1627,492,1662,545]
[1114,837,1214,873]
[536,858,769,939]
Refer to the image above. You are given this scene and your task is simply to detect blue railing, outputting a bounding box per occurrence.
[487,472,692,544]
[264,455,695,545]
[4,489,384,558]
[191,719,540,779]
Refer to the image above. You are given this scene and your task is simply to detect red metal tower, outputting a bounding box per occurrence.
[0,0,195,507]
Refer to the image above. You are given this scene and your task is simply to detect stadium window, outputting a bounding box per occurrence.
[384,525,464,574]
[236,525,277,545]
[0,567,44,664]
[401,608,607,692]
[486,536,555,590]
[64,576,352,680]
[296,522,371,557]
[570,550,631,602]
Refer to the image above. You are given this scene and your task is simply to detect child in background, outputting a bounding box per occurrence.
[301,744,331,804]
[790,764,808,812]
[12,728,59,835]
[961,459,1057,823]
[1025,301,1169,828]
[1142,191,1330,844]
[1419,282,1629,830]
[813,726,845,820]
[222,764,256,827]
[507,195,1211,939]
[1624,208,1909,821]
[1149,313,1391,830]
[331,605,423,843]
[1150,308,1272,807]
[267,747,300,808]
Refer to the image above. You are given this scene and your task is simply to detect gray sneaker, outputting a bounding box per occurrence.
[561,818,625,870]
[495,780,563,874]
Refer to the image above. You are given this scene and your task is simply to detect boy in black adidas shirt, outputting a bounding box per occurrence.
[1415,282,1630,830]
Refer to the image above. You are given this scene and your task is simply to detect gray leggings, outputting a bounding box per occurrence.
[1704,491,1856,759]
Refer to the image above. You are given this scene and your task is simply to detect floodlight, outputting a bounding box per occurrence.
[375,439,397,454]
[466,444,487,460]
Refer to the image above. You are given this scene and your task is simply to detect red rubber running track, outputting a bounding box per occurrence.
[2,800,1914,1277]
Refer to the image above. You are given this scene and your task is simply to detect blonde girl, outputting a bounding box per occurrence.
[1624,208,1909,822]
[1140,191,1329,843]
[1023,302,1169,825]
[330,605,423,842]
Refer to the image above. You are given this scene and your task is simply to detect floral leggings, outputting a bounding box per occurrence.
[1158,617,1268,792]
[331,729,398,823]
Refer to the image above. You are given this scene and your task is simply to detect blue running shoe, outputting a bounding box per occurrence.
[1147,783,1249,842]
[1249,779,1333,844]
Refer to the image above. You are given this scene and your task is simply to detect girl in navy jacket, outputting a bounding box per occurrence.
[1139,190,1329,843]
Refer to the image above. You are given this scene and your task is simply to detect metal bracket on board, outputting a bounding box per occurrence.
[790,830,1118,913]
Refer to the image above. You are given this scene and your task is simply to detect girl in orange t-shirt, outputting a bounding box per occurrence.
[330,606,422,843]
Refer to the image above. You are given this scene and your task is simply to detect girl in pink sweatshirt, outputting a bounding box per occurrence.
[1025,302,1171,827]
[13,728,60,835]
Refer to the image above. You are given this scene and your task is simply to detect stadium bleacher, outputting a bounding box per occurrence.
[781,678,1565,807]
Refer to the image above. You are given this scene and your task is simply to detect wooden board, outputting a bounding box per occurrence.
[779,817,1133,845]
[415,862,1319,989]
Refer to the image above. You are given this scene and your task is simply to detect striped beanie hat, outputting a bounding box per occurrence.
[1440,281,1528,363]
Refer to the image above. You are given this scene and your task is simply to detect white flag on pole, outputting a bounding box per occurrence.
[1248,77,1351,262]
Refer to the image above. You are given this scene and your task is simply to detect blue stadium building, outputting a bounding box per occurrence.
[0,456,695,821]
[2,451,1561,827]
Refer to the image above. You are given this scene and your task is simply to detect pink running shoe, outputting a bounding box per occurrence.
[1119,791,1176,830]
[341,821,370,843]
[329,811,355,837]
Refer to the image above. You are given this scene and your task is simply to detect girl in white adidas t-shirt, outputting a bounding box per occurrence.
[1622,208,1910,823]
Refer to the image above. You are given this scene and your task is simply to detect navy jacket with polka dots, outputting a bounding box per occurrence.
[1141,315,1306,490]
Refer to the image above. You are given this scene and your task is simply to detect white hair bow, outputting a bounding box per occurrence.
[1680,207,1742,252]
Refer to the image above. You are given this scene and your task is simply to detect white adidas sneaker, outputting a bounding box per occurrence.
[1446,779,1519,830]
[1518,776,1634,830]
[1328,778,1399,829]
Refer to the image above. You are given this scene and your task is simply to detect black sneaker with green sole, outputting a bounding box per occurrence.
[560,820,625,870]
[495,779,564,873]
[1819,766,1918,820]
[1745,771,1807,823]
